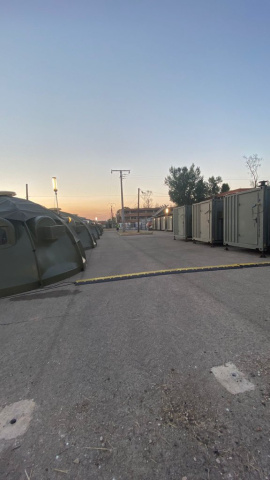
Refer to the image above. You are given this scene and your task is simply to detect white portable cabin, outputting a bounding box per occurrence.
[166,215,173,232]
[156,217,161,230]
[192,198,223,244]
[160,216,166,231]
[173,205,192,240]
[223,184,270,253]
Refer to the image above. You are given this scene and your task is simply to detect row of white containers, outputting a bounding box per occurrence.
[153,215,173,231]
[173,185,270,252]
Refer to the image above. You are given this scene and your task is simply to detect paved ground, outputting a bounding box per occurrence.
[0,230,270,480]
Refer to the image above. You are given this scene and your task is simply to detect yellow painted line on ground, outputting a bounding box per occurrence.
[74,261,270,286]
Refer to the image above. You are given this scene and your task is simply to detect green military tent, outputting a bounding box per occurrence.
[95,222,103,236]
[0,193,86,297]
[79,217,102,241]
[88,222,100,241]
[56,211,97,249]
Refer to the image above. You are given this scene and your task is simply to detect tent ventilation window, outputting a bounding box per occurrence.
[0,227,8,245]
[0,219,16,247]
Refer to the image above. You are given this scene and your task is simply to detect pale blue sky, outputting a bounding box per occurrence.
[1,0,269,219]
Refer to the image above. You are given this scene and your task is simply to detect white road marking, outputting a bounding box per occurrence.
[0,399,35,441]
[211,362,255,395]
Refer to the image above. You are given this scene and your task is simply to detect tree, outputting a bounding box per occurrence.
[244,154,262,187]
[141,190,153,208]
[165,165,229,204]
[106,216,116,228]
[207,176,223,196]
[165,164,209,205]
[221,183,230,193]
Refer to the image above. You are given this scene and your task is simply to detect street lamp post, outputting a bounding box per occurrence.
[137,189,147,233]
[52,177,59,213]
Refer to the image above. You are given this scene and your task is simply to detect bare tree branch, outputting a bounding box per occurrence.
[244,154,262,188]
[141,190,153,208]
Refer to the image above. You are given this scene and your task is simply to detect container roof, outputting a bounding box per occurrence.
[217,188,252,197]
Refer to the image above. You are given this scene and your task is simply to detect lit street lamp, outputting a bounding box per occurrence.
[52,177,59,213]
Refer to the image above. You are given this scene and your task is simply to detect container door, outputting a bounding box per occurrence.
[200,202,211,242]
[177,207,184,237]
[181,208,185,237]
[238,191,258,245]
[167,216,172,231]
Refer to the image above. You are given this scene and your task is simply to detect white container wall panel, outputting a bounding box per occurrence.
[160,216,166,231]
[224,186,270,252]
[173,206,192,239]
[192,201,211,242]
[156,217,161,230]
[173,208,179,237]
[152,218,156,230]
[192,199,223,244]
[166,216,173,231]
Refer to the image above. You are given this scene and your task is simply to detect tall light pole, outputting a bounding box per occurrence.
[111,169,130,232]
[52,177,59,213]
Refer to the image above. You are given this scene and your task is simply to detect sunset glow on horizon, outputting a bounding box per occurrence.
[1,1,269,216]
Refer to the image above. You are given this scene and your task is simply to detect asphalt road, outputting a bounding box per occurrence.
[1,230,270,480]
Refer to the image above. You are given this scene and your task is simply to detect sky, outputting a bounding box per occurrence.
[1,0,269,220]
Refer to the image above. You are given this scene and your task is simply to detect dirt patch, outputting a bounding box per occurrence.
[157,369,269,479]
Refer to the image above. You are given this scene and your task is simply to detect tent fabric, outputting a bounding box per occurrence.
[57,211,97,248]
[0,196,86,297]
[0,196,59,222]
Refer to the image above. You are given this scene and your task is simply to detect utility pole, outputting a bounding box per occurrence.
[26,184,29,200]
[108,203,115,228]
[111,169,130,232]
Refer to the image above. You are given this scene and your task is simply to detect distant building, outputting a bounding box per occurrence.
[116,207,161,228]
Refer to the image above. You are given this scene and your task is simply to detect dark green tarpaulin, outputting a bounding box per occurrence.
[0,196,60,222]
[0,196,86,297]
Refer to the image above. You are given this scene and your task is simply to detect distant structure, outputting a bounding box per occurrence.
[116,206,160,229]
[152,206,173,232]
